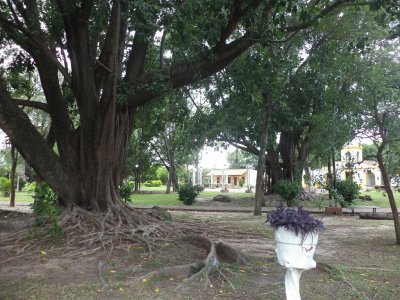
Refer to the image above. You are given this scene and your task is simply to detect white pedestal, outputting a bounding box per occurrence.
[275,227,319,300]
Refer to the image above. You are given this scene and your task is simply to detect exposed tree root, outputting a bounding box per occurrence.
[133,235,249,291]
[1,206,252,292]
[0,204,178,264]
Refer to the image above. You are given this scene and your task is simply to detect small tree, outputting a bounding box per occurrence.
[239,178,245,188]
[273,179,302,207]
[178,183,200,206]
[335,179,359,208]
[0,177,10,197]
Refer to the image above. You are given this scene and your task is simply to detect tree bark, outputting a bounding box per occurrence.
[9,144,18,207]
[254,97,273,216]
[377,144,400,244]
[332,150,337,207]
[327,158,333,207]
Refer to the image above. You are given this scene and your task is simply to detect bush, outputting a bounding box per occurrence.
[31,183,64,240]
[239,178,244,188]
[24,181,37,194]
[193,184,204,192]
[0,177,11,197]
[335,179,359,208]
[178,183,200,205]
[143,180,162,187]
[156,167,169,184]
[273,179,302,207]
[119,181,133,203]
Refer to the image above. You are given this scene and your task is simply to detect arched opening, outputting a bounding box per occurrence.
[366,171,376,186]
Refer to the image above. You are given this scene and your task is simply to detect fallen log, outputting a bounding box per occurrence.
[359,212,395,220]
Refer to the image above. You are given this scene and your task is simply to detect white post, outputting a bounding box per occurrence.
[198,168,202,185]
[210,171,213,187]
[247,168,250,191]
[285,268,303,300]
[16,174,20,192]
[192,169,196,185]
[222,168,225,190]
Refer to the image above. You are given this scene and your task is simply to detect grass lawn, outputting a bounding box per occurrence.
[356,190,400,208]
[139,185,167,192]
[129,192,181,205]
[129,186,255,206]
[3,186,397,210]
[0,191,33,203]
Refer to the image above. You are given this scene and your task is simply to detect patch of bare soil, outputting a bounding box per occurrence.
[1,209,400,299]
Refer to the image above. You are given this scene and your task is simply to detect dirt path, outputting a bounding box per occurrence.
[0,210,399,299]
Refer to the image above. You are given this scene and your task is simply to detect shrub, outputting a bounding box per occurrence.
[335,179,359,208]
[273,179,302,207]
[0,177,11,197]
[239,178,244,188]
[156,167,169,184]
[266,203,324,236]
[24,181,37,194]
[178,183,200,205]
[143,180,162,187]
[119,181,133,203]
[31,183,64,240]
[193,184,204,192]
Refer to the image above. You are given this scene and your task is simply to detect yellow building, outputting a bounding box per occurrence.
[339,144,382,190]
[309,144,383,191]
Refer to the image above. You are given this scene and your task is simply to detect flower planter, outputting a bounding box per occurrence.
[275,227,319,300]
[275,227,319,270]
[267,204,323,300]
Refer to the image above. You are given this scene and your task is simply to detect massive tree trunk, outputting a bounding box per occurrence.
[377,144,400,245]
[266,147,283,187]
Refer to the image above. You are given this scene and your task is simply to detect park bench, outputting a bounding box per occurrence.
[351,206,380,215]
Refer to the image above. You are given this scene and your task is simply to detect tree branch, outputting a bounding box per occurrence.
[0,82,78,203]
[128,31,259,108]
[285,0,349,33]
[12,98,49,112]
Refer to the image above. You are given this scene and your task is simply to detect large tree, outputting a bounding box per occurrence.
[0,0,364,225]
[355,45,400,244]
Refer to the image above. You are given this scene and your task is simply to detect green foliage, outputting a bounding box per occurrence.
[178,183,200,205]
[227,150,257,169]
[362,144,378,161]
[0,177,10,196]
[119,181,133,203]
[239,178,245,188]
[273,179,302,207]
[143,180,162,187]
[156,167,169,184]
[31,184,64,240]
[193,184,204,192]
[23,181,36,194]
[335,179,360,208]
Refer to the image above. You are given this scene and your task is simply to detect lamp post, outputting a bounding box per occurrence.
[135,164,139,192]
